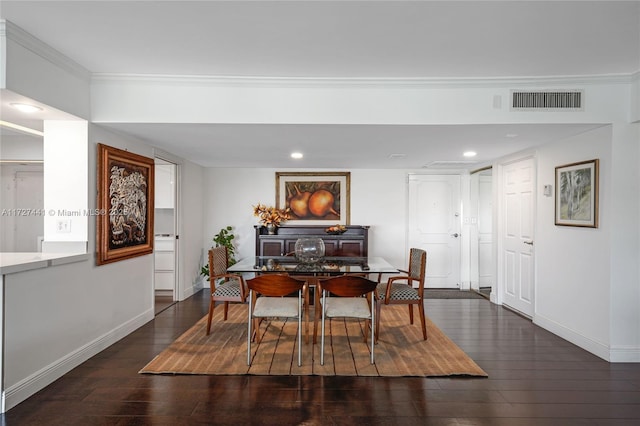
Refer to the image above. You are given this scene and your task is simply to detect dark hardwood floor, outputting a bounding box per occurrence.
[154,294,176,316]
[3,290,640,425]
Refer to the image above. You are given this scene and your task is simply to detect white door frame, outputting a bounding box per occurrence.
[494,153,536,313]
[407,173,463,289]
[469,167,494,293]
[154,150,182,302]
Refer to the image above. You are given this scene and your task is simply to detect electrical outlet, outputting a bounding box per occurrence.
[56,219,71,233]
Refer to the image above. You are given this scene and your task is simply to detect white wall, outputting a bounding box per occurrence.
[92,75,631,127]
[631,72,639,122]
[1,24,207,410]
[205,168,421,273]
[2,123,207,412]
[534,122,640,361]
[535,126,613,358]
[0,137,42,160]
[176,159,205,300]
[42,120,88,251]
[2,125,156,410]
[609,122,640,360]
[3,21,90,119]
[206,125,640,363]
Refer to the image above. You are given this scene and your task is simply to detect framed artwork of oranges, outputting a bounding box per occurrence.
[276,172,350,225]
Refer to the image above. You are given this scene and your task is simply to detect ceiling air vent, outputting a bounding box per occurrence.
[511,90,583,110]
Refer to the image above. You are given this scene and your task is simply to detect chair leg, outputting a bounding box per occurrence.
[247,294,253,366]
[408,304,414,324]
[321,291,326,365]
[297,292,302,367]
[223,301,229,320]
[371,299,375,364]
[418,301,427,341]
[206,299,215,335]
[375,300,382,343]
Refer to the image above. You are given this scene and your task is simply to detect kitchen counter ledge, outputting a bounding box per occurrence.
[0,252,90,275]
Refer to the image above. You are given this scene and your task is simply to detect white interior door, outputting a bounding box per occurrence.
[15,170,44,252]
[478,173,494,288]
[408,174,461,289]
[500,157,535,317]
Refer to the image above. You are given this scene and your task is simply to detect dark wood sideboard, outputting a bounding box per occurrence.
[255,225,369,258]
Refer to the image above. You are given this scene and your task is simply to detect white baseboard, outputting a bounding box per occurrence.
[534,313,611,361]
[180,276,204,301]
[3,308,154,412]
[609,345,640,362]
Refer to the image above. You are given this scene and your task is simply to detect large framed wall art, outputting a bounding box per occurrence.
[96,143,155,265]
[276,171,350,225]
[555,159,599,228]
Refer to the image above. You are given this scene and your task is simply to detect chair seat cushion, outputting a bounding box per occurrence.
[325,297,371,319]
[212,280,242,298]
[253,297,300,318]
[376,282,420,301]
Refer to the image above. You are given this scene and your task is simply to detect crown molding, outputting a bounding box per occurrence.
[3,20,90,83]
[91,72,636,90]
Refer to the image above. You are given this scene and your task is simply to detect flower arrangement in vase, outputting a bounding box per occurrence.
[253,204,292,234]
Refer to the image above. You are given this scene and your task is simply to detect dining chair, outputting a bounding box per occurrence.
[246,274,306,366]
[206,246,248,335]
[375,248,427,342]
[319,275,378,365]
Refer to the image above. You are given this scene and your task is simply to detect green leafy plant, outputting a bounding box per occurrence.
[201,226,237,278]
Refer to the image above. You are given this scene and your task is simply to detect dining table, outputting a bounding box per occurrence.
[228,256,399,343]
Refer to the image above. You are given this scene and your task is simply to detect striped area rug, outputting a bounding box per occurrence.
[139,303,487,377]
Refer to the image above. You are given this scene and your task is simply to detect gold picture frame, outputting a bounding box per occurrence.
[96,143,155,265]
[555,159,599,228]
[276,172,350,225]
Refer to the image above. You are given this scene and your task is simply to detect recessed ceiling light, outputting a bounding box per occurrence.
[291,152,303,159]
[10,103,43,113]
[463,151,477,157]
[388,153,407,160]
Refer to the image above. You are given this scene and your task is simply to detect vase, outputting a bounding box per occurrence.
[266,224,277,235]
[294,237,325,264]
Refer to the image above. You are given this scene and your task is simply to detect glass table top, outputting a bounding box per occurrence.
[227,256,398,275]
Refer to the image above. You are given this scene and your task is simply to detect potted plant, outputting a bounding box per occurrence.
[201,226,237,278]
[252,203,291,234]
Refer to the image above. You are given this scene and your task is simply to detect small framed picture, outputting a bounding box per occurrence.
[276,172,350,225]
[555,159,599,228]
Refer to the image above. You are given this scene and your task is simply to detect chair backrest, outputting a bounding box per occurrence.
[209,246,228,277]
[320,275,378,298]
[247,274,305,297]
[408,248,427,289]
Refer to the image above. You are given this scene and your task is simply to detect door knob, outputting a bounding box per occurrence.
[451,233,459,238]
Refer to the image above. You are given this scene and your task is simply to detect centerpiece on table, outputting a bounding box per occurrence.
[253,203,291,235]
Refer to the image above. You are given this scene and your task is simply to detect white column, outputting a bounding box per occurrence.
[42,120,88,253]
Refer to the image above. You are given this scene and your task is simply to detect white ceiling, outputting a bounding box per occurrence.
[1,1,638,168]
